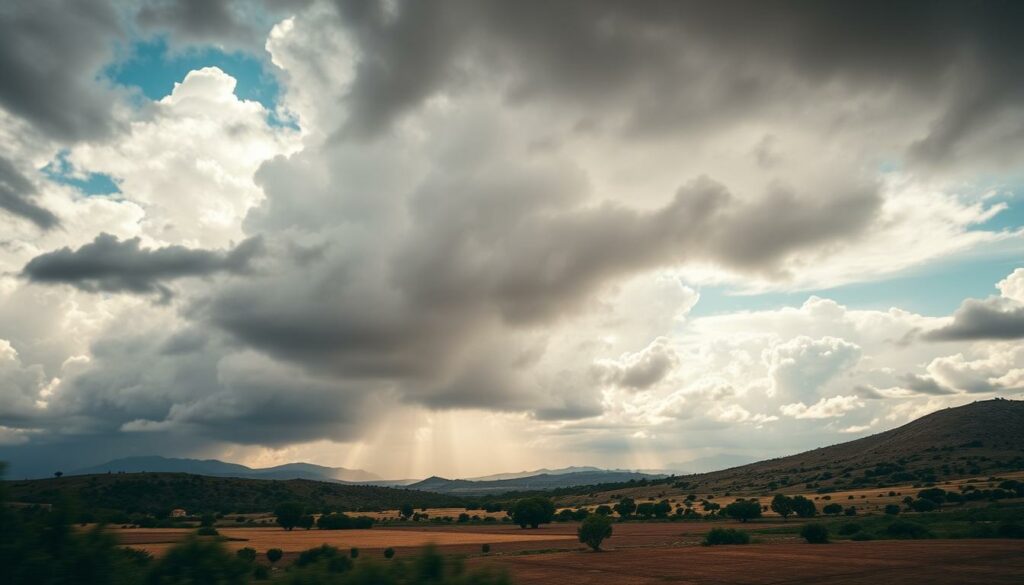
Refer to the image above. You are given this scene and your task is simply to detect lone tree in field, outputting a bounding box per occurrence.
[511,497,555,528]
[724,500,762,523]
[274,502,304,531]
[266,548,283,565]
[399,503,414,520]
[577,514,614,551]
[614,497,637,518]
[771,494,794,520]
[53,471,63,479]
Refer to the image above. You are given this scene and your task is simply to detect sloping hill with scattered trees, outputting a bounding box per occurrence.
[561,399,1024,504]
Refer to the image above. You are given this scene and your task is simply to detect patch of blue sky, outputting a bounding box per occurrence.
[104,36,296,128]
[41,151,120,196]
[689,250,1023,319]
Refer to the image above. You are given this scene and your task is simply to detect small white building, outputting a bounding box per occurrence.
[170,508,187,518]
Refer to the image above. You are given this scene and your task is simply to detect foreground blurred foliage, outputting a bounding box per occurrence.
[2,463,511,585]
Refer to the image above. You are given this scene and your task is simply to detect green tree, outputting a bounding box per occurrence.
[511,497,555,529]
[791,496,817,518]
[614,497,636,518]
[235,548,256,562]
[770,494,794,520]
[577,514,614,551]
[266,548,282,565]
[274,502,304,531]
[724,500,761,523]
[884,504,901,515]
[399,503,414,519]
[595,505,613,516]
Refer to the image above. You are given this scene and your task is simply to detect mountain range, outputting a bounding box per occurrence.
[71,456,382,483]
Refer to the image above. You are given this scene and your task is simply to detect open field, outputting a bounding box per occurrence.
[112,525,576,557]
[471,539,1024,585]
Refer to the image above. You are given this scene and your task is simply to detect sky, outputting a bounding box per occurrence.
[2,0,1024,479]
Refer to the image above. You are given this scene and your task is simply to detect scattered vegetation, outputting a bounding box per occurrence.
[702,528,751,546]
[577,514,614,551]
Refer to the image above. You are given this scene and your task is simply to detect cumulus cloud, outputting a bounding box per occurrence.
[926,270,1024,341]
[136,0,259,49]
[23,234,263,300]
[780,395,864,419]
[766,336,862,401]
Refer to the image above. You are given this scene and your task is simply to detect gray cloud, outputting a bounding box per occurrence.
[137,0,259,49]
[0,0,123,141]
[327,0,1024,167]
[899,373,957,396]
[924,297,1024,341]
[23,233,263,299]
[0,156,59,229]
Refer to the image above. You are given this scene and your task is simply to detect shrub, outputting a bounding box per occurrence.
[838,522,861,535]
[844,506,857,516]
[149,537,250,585]
[822,503,843,516]
[996,522,1024,539]
[318,513,375,530]
[266,548,283,564]
[236,547,257,562]
[384,547,395,559]
[196,526,219,536]
[910,498,937,513]
[295,544,353,573]
[252,564,269,580]
[350,547,359,559]
[481,543,491,553]
[702,528,750,546]
[884,504,901,515]
[614,497,637,518]
[850,532,874,541]
[884,520,932,539]
[801,523,829,544]
[577,514,614,551]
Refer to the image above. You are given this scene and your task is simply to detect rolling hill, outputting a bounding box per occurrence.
[406,470,668,495]
[71,456,381,483]
[2,472,463,515]
[560,399,1024,504]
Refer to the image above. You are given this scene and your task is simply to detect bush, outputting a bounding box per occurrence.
[196,526,219,536]
[148,537,250,585]
[801,523,829,544]
[838,522,861,535]
[702,528,750,546]
[236,547,257,562]
[884,520,932,539]
[577,514,614,551]
[384,547,395,559]
[252,564,269,580]
[771,494,794,519]
[350,547,359,559]
[996,522,1024,539]
[481,543,490,553]
[317,513,375,530]
[884,504,901,515]
[266,548,283,564]
[294,544,353,573]
[910,498,937,513]
[850,532,874,541]
[822,503,843,516]
[792,496,817,518]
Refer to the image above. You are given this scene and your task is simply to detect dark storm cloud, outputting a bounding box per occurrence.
[0,0,123,141]
[330,0,1024,165]
[899,373,957,396]
[23,233,263,299]
[0,156,59,229]
[925,298,1024,341]
[137,0,259,48]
